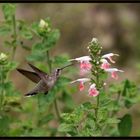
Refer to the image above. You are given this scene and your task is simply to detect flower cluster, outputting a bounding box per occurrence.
[69,38,124,97]
[39,19,51,34]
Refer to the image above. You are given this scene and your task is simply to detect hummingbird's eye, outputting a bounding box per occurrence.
[55,68,61,76]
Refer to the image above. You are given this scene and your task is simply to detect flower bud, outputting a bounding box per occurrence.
[39,19,48,29]
[91,38,98,44]
[0,53,8,64]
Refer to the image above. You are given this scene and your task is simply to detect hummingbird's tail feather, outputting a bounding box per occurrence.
[24,92,38,97]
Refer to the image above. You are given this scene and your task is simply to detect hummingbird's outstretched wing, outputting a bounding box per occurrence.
[28,63,48,84]
[17,68,41,83]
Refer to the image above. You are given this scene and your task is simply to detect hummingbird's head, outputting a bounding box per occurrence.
[55,68,62,78]
[54,63,73,78]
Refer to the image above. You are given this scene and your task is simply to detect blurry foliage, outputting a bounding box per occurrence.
[0,3,75,136]
[0,3,140,137]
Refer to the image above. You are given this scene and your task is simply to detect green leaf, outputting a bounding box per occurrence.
[0,81,20,97]
[124,97,138,109]
[2,4,16,21]
[61,91,75,109]
[109,83,122,94]
[45,88,58,105]
[28,128,48,136]
[0,115,10,136]
[9,126,23,136]
[53,55,69,66]
[38,114,54,127]
[32,43,46,52]
[20,29,33,40]
[99,72,108,81]
[118,114,132,136]
[44,29,60,51]
[82,102,93,110]
[5,61,18,71]
[107,118,120,124]
[26,52,46,62]
[124,101,131,109]
[4,41,13,47]
[61,106,84,124]
[0,25,11,35]
[36,86,58,110]
[122,79,130,96]
[18,20,33,40]
[58,123,75,132]
[57,76,71,87]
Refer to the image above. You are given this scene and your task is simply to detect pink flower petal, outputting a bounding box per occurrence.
[88,88,99,97]
[79,61,92,76]
[111,71,118,80]
[101,63,110,70]
[80,61,92,70]
[79,82,85,91]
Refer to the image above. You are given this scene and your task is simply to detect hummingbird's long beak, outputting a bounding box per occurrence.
[59,63,73,70]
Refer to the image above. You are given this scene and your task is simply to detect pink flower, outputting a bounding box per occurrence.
[88,84,99,97]
[79,82,84,91]
[105,68,124,80]
[70,78,90,91]
[69,56,92,75]
[100,59,110,70]
[80,61,92,71]
[102,53,119,63]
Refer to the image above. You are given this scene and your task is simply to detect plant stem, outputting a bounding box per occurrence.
[96,95,100,117]
[95,68,101,130]
[11,15,17,60]
[0,66,4,111]
[54,99,60,119]
[46,51,52,73]
[95,68,99,118]
[46,50,60,120]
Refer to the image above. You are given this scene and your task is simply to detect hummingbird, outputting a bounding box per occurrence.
[17,63,72,97]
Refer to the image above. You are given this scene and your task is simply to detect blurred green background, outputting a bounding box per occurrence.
[0,3,140,136]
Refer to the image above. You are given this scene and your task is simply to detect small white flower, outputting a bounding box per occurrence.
[102,53,119,63]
